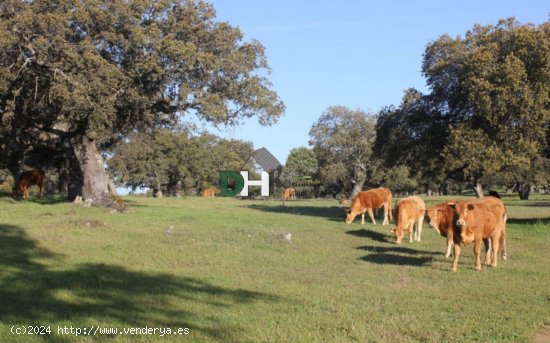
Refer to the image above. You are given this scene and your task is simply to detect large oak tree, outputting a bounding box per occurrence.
[422,18,550,198]
[0,0,284,203]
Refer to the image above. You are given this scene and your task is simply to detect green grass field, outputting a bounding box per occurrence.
[0,193,549,342]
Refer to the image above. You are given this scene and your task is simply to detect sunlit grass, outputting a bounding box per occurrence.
[0,194,548,342]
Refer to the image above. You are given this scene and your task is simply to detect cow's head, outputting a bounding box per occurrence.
[448,202,475,244]
[425,206,441,233]
[344,208,355,224]
[389,226,404,244]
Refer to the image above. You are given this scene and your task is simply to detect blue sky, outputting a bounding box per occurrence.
[202,0,549,164]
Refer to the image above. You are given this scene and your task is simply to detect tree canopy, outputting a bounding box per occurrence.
[422,18,550,197]
[0,0,284,202]
[309,106,377,198]
[283,147,318,183]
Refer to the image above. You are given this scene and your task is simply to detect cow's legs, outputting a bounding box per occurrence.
[367,208,376,225]
[415,215,424,241]
[382,206,389,225]
[445,230,453,258]
[483,238,492,266]
[500,235,507,260]
[474,239,482,271]
[408,223,414,243]
[360,213,365,225]
[451,244,461,272]
[490,232,501,268]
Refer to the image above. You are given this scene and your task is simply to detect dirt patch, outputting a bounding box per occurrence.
[534,324,550,343]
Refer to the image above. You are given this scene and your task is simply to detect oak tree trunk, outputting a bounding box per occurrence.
[350,164,367,199]
[72,137,122,209]
[473,182,484,198]
[516,182,531,200]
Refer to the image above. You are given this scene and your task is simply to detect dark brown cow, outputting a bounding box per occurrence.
[15,169,45,200]
[345,187,393,225]
[390,196,425,244]
[449,196,507,272]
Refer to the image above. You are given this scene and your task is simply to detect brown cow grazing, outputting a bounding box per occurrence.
[201,187,216,197]
[283,187,296,201]
[449,196,507,272]
[15,169,46,200]
[390,196,426,244]
[345,187,393,225]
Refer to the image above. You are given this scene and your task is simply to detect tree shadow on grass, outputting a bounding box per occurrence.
[0,224,279,341]
[244,204,346,222]
[0,192,68,205]
[507,218,550,225]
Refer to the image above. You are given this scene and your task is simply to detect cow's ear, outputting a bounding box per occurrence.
[389,228,396,232]
[467,203,475,211]
[345,208,351,213]
[447,202,456,208]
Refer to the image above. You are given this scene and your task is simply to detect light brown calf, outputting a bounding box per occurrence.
[201,187,216,197]
[390,196,425,244]
[283,187,296,201]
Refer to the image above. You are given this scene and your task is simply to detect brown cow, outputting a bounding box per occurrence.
[449,196,507,272]
[426,202,460,258]
[390,196,425,244]
[201,187,216,197]
[15,169,45,200]
[427,201,503,261]
[345,187,393,225]
[283,187,296,201]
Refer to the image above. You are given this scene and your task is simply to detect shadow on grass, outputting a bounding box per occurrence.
[359,253,434,266]
[0,224,279,341]
[357,245,441,256]
[507,217,550,225]
[346,229,393,243]
[353,240,436,267]
[244,204,346,221]
[0,192,68,205]
[507,201,550,207]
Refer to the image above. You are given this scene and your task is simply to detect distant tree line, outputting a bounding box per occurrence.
[1,5,547,203]
[303,18,549,200]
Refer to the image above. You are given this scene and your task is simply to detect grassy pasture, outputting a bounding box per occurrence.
[0,193,549,342]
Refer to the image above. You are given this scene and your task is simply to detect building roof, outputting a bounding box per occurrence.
[248,147,282,173]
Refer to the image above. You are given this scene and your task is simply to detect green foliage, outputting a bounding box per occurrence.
[422,18,550,192]
[309,106,377,195]
[108,129,253,195]
[283,147,318,182]
[381,165,419,194]
[0,0,284,186]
